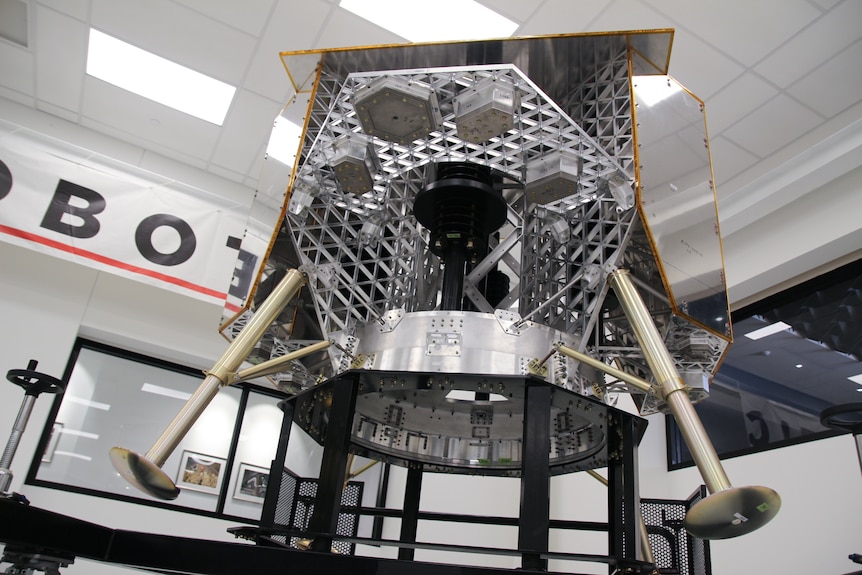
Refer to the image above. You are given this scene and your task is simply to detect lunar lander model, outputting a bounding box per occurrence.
[107,29,780,572]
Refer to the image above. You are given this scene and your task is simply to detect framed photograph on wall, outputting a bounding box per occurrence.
[233,463,269,504]
[176,450,226,495]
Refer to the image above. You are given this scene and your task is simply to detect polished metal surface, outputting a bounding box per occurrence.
[108,446,180,500]
[556,343,653,395]
[97,30,776,556]
[0,395,35,493]
[221,31,730,422]
[204,31,753,518]
[294,371,619,476]
[683,485,781,540]
[234,340,332,383]
[332,310,579,389]
[609,269,780,539]
[632,75,730,337]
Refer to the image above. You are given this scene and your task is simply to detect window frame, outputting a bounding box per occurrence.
[25,337,289,523]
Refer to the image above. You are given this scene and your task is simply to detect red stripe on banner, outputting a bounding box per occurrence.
[0,224,228,301]
[224,301,242,313]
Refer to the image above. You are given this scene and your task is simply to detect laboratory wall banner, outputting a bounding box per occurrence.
[0,131,248,305]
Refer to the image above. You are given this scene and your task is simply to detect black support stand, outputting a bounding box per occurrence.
[399,463,423,560]
[608,412,640,566]
[518,382,552,571]
[260,399,295,531]
[0,370,670,575]
[307,374,359,552]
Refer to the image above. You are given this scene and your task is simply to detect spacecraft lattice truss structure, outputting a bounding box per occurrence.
[224,30,730,423]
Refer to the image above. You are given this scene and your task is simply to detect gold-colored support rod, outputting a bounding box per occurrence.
[555,344,654,395]
[148,269,307,466]
[232,340,332,384]
[344,459,379,488]
[110,269,309,500]
[608,269,730,494]
[608,268,780,539]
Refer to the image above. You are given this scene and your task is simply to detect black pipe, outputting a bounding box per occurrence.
[413,162,507,311]
[440,243,468,311]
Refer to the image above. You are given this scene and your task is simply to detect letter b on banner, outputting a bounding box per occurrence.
[41,180,106,238]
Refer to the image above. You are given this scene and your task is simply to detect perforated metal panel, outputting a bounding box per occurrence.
[269,471,363,555]
[269,470,297,547]
[640,487,711,575]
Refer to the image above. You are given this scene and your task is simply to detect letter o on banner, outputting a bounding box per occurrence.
[0,159,12,200]
[135,214,197,266]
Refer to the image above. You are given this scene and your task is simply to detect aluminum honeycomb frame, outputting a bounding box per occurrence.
[223,30,729,415]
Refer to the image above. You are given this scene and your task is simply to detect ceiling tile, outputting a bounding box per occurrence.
[788,39,862,118]
[722,94,823,158]
[709,136,760,194]
[808,0,842,9]
[584,0,671,33]
[705,72,778,135]
[243,0,333,102]
[210,89,283,175]
[475,0,538,24]
[34,5,87,113]
[316,5,411,48]
[89,0,257,85]
[35,0,89,21]
[0,41,34,97]
[518,0,610,36]
[81,78,221,163]
[642,0,821,66]
[664,29,744,100]
[170,0,276,37]
[755,0,862,88]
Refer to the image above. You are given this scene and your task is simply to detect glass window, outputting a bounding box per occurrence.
[667,259,862,468]
[28,339,285,520]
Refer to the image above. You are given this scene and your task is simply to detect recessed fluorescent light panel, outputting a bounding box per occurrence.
[86,29,236,125]
[339,0,518,43]
[64,395,111,411]
[54,451,93,462]
[633,75,683,107]
[59,428,100,440]
[141,382,191,401]
[445,390,508,402]
[743,321,792,340]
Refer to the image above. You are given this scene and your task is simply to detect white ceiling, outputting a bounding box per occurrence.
[1,0,861,303]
